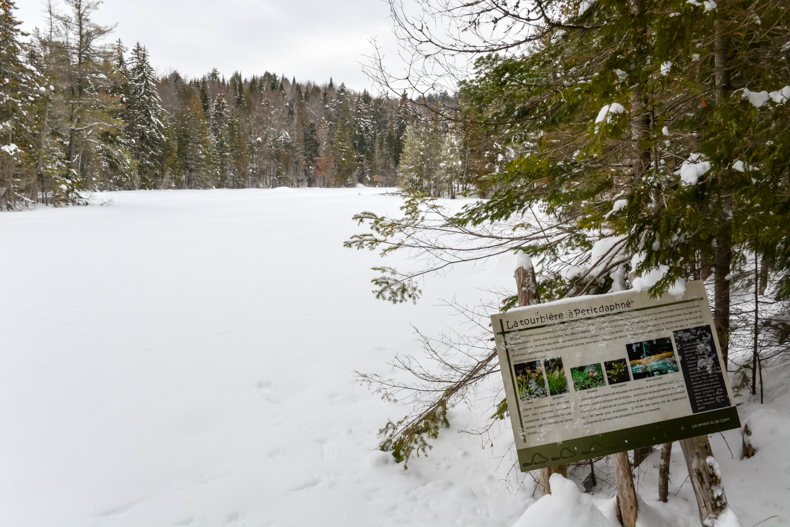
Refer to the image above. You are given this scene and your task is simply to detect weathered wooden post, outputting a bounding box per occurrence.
[679,436,730,525]
[612,452,638,527]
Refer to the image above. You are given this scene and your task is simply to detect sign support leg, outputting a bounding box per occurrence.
[613,451,638,527]
[679,435,729,526]
[515,263,567,495]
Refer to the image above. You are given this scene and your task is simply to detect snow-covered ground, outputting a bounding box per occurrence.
[0,188,787,527]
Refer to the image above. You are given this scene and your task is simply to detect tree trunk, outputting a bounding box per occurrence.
[679,436,729,525]
[629,0,651,184]
[0,156,11,211]
[758,353,764,404]
[632,446,652,468]
[37,104,50,205]
[714,16,730,103]
[69,126,79,182]
[752,250,759,396]
[741,425,755,459]
[514,262,567,495]
[713,3,732,367]
[714,228,732,365]
[620,4,646,517]
[687,19,735,505]
[658,442,672,502]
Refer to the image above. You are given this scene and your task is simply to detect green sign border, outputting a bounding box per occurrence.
[516,406,740,470]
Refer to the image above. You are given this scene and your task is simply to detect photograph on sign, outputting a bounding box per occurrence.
[604,358,629,385]
[627,337,679,380]
[491,281,740,471]
[544,358,569,396]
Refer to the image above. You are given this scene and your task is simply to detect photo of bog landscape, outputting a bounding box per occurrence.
[626,338,679,380]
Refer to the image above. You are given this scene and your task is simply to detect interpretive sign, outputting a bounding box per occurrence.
[491,281,740,472]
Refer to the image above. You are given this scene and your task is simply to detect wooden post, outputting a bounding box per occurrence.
[514,262,567,496]
[679,436,729,525]
[515,265,538,308]
[538,465,569,496]
[613,452,638,527]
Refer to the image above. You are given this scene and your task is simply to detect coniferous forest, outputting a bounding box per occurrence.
[0,0,485,210]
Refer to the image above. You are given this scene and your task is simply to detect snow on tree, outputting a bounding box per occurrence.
[0,0,45,209]
[125,42,166,188]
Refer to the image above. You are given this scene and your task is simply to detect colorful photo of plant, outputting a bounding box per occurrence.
[604,358,631,385]
[570,363,606,391]
[514,360,548,400]
[543,357,568,396]
[626,337,679,380]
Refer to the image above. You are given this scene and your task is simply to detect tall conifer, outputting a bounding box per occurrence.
[125,42,166,188]
[0,0,41,209]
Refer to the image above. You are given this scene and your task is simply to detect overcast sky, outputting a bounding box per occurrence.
[16,0,403,93]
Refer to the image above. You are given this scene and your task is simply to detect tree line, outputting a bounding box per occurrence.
[0,0,492,211]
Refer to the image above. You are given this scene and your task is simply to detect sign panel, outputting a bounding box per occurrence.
[491,281,740,472]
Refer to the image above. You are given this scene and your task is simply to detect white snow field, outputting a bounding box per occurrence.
[0,188,787,527]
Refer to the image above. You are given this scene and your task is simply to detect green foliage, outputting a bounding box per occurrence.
[546,369,568,396]
[491,397,508,420]
[605,359,629,384]
[538,273,579,304]
[378,401,450,469]
[364,341,501,468]
[545,359,569,396]
[370,266,421,304]
[571,364,605,391]
[51,171,88,207]
[0,0,47,209]
[398,112,465,198]
[457,0,790,310]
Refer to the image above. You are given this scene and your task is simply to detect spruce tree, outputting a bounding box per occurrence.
[0,0,42,209]
[332,84,358,186]
[26,20,70,205]
[175,94,215,188]
[210,92,233,187]
[125,42,166,189]
[314,117,334,187]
